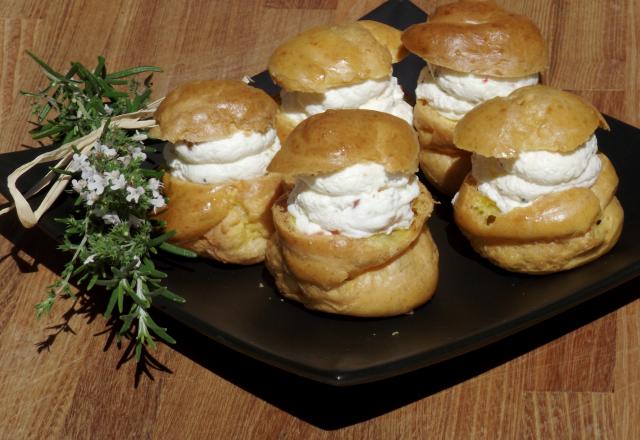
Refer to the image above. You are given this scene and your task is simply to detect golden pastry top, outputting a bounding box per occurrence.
[402,0,548,77]
[152,80,278,143]
[268,109,419,176]
[268,21,402,92]
[453,85,609,157]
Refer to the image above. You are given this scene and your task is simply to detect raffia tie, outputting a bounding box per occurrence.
[0,98,163,228]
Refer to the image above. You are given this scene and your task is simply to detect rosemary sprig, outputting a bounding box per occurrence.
[24,54,194,362]
[22,51,160,144]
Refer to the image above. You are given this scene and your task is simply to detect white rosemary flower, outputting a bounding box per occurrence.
[95,142,117,158]
[150,196,166,212]
[111,175,126,190]
[85,191,100,206]
[104,170,127,190]
[126,185,145,203]
[87,173,106,195]
[104,170,120,181]
[69,153,89,172]
[80,163,97,181]
[71,178,87,193]
[131,146,147,161]
[148,178,161,192]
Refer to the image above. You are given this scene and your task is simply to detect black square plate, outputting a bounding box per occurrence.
[1,1,639,386]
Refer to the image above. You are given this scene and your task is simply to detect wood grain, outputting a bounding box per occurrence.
[523,392,615,440]
[266,0,339,9]
[0,1,638,439]
[522,313,616,392]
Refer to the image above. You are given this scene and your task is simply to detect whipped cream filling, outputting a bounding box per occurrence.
[164,128,281,184]
[281,76,413,125]
[415,66,539,120]
[471,135,602,212]
[287,162,420,238]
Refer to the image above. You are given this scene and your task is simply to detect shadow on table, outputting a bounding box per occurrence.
[2,215,639,430]
[0,214,173,383]
[165,276,639,429]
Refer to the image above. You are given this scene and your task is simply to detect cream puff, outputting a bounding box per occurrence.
[452,85,623,274]
[265,109,438,317]
[268,21,412,142]
[402,0,548,195]
[152,80,283,264]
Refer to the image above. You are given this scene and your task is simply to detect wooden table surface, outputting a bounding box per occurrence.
[1,1,639,438]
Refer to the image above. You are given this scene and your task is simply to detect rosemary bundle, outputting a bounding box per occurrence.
[22,52,194,361]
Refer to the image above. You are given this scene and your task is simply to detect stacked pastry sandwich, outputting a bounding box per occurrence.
[268,21,412,141]
[265,110,439,316]
[153,80,283,264]
[452,85,624,273]
[402,0,548,195]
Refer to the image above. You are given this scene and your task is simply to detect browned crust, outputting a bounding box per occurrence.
[153,80,278,143]
[265,227,439,317]
[453,85,609,157]
[268,109,419,176]
[468,197,624,274]
[453,153,618,241]
[268,22,392,92]
[156,172,283,264]
[401,0,548,77]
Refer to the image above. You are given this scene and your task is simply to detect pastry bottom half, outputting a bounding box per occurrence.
[156,172,282,265]
[265,183,438,316]
[266,227,439,317]
[467,197,624,274]
[453,153,623,273]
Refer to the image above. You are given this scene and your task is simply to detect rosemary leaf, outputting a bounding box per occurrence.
[105,66,161,80]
